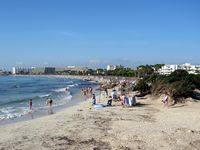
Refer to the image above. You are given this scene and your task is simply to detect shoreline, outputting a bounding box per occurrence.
[0,92,84,126]
[0,75,100,126]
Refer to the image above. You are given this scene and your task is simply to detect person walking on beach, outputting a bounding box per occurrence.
[29,99,33,110]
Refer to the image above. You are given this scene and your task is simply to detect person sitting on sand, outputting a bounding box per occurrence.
[91,94,96,105]
[107,96,112,106]
[120,94,125,106]
[111,89,118,99]
[162,93,169,105]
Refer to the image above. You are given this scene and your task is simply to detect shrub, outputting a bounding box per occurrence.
[134,69,200,102]
[133,79,151,94]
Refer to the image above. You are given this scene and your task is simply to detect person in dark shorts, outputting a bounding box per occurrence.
[29,99,32,110]
[49,99,53,107]
[107,96,112,106]
[46,98,53,107]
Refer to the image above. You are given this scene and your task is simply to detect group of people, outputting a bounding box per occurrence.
[90,88,137,107]
[110,88,137,107]
[91,93,113,106]
[28,98,53,110]
[81,87,93,97]
[119,94,137,107]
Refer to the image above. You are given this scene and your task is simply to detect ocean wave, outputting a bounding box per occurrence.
[68,84,78,87]
[53,87,70,92]
[40,95,73,109]
[39,93,51,98]
[0,107,31,120]
[66,81,73,84]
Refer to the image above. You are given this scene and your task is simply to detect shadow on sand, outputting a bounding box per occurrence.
[134,102,150,107]
[170,105,185,108]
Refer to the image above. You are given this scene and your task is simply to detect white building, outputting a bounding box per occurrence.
[13,67,35,75]
[12,67,16,74]
[159,63,200,75]
[158,65,178,75]
[107,65,118,71]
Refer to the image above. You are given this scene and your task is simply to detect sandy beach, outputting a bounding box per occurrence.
[0,91,200,150]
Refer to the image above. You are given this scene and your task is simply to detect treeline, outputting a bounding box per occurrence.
[134,70,200,101]
[56,64,164,77]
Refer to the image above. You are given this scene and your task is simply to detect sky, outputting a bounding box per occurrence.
[0,0,200,69]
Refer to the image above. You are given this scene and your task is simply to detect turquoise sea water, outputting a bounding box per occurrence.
[0,76,96,120]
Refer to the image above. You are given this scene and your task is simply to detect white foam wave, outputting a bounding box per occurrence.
[0,86,74,120]
[0,107,31,120]
[68,84,78,87]
[39,94,51,98]
[66,81,73,84]
[53,87,68,92]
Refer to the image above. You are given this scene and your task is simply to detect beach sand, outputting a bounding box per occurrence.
[0,94,200,150]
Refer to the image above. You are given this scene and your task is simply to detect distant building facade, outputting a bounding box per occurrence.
[12,67,16,74]
[12,67,34,75]
[12,66,88,75]
[0,69,11,75]
[158,63,200,75]
[44,67,56,74]
[107,65,117,71]
[64,66,88,72]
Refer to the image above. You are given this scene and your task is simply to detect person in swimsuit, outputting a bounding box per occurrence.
[29,99,32,110]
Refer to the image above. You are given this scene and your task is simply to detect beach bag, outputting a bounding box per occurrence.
[129,97,133,106]
[125,96,129,105]
[132,96,136,106]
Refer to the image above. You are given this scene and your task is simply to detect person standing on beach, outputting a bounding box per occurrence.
[104,88,108,98]
[29,99,32,110]
[49,99,53,107]
[46,98,53,107]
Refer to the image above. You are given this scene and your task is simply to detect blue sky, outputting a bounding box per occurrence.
[0,0,200,69]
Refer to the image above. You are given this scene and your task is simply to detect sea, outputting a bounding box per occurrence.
[0,75,97,121]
